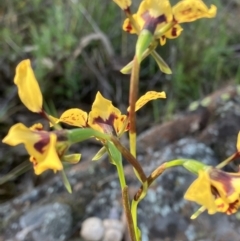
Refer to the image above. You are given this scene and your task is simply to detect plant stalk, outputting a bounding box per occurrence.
[129,56,139,157]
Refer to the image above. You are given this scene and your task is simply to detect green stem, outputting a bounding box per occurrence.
[111,156,136,241]
[131,200,138,238]
[116,162,127,188]
[134,160,187,201]
[165,159,187,168]
[67,128,110,144]
[131,180,148,240]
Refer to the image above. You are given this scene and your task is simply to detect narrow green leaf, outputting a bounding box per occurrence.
[92,146,107,161]
[151,51,172,74]
[61,170,72,193]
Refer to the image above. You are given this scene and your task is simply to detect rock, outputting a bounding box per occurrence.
[103,219,124,241]
[149,211,188,240]
[80,217,104,241]
[17,202,72,241]
[139,137,218,179]
[153,137,218,166]
[103,229,122,241]
[103,219,124,233]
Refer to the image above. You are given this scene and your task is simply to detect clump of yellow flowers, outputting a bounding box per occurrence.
[3,1,240,241]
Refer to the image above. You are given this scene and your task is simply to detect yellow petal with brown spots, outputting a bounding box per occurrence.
[127,91,166,112]
[59,109,88,127]
[122,14,139,34]
[173,0,217,23]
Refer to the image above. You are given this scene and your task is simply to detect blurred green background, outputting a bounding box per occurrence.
[1,0,240,123]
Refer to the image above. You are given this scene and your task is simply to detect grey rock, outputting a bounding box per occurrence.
[80,217,104,241]
[157,138,218,166]
[18,202,72,241]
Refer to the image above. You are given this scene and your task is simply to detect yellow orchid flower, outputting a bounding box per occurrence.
[184,167,240,215]
[88,91,166,135]
[2,123,64,175]
[112,0,131,10]
[123,0,217,45]
[123,0,174,39]
[88,92,127,135]
[14,59,43,113]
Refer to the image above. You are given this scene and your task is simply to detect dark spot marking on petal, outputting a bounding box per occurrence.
[94,113,118,135]
[34,133,50,154]
[181,8,192,15]
[31,156,38,167]
[124,7,131,14]
[126,21,133,32]
[156,14,167,24]
[171,27,177,37]
[210,169,234,195]
[210,185,220,199]
[142,11,167,33]
[216,202,224,209]
[35,127,43,131]
[226,199,239,214]
[161,36,166,42]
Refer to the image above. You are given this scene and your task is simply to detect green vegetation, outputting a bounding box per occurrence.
[0,0,240,117]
